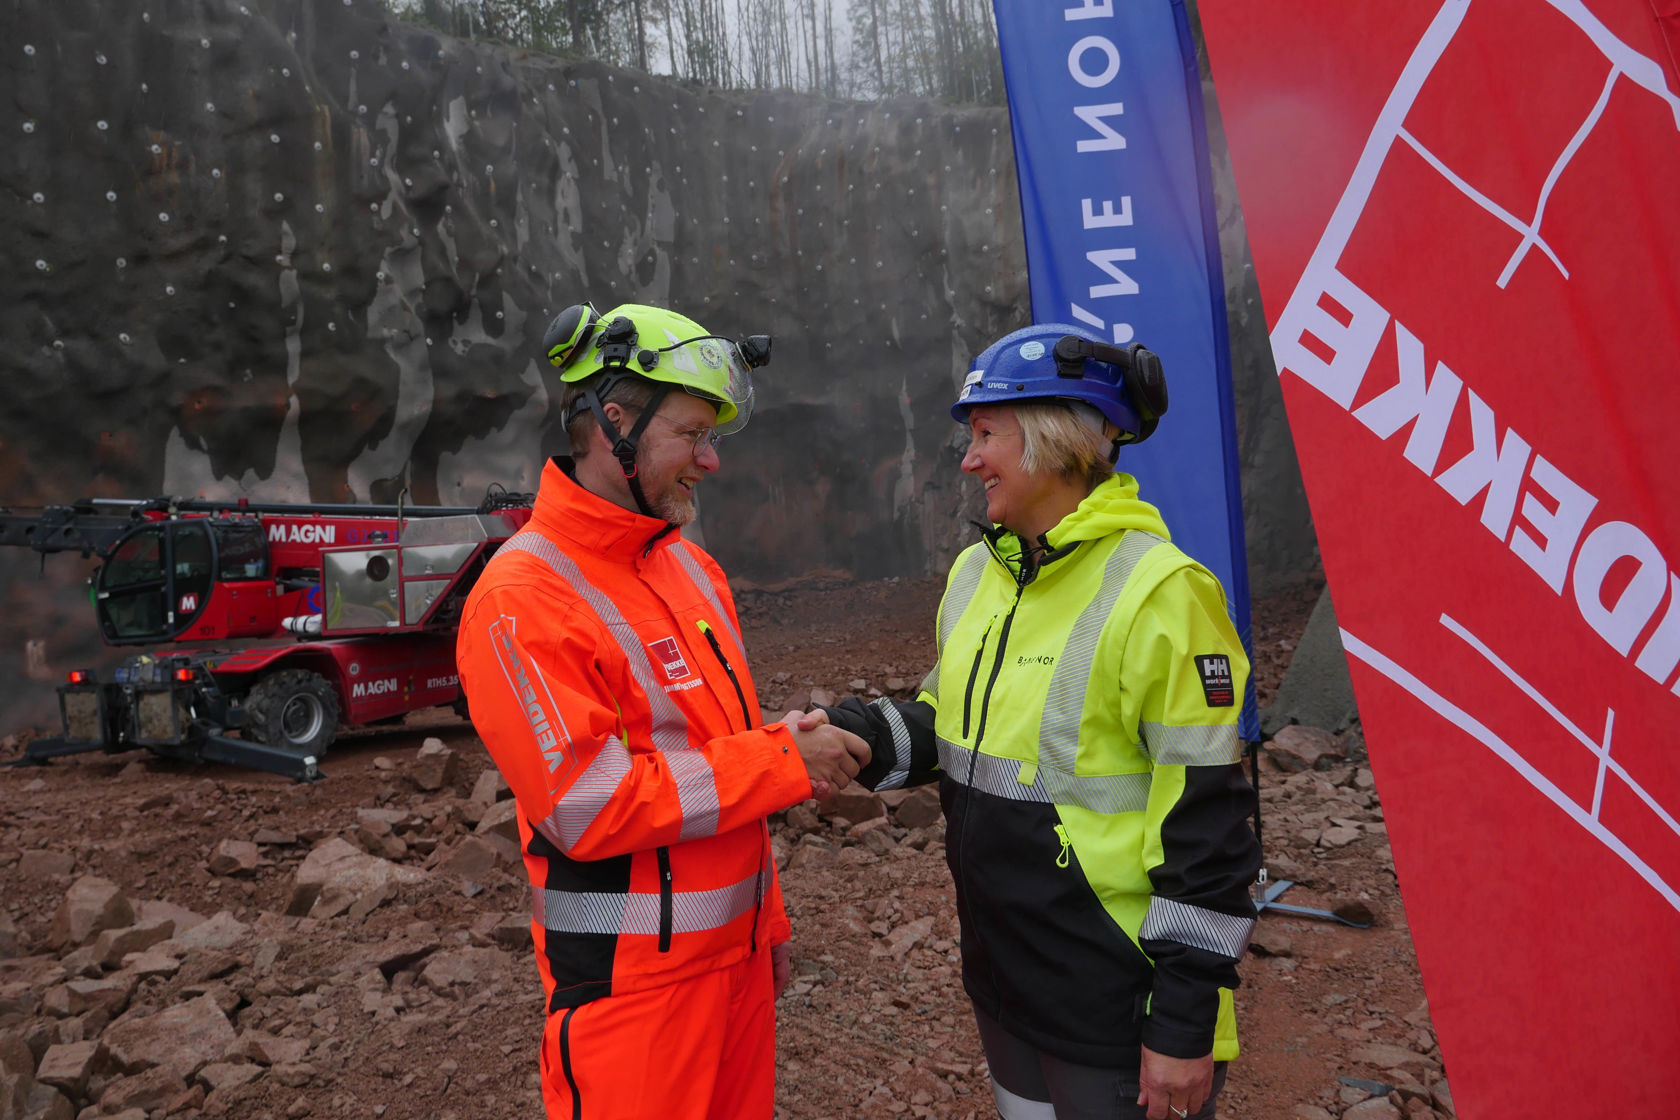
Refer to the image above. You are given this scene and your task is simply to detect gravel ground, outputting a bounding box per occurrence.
[0,575,1452,1120]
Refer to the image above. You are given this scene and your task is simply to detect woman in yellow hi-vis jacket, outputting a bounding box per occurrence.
[808,323,1261,1120]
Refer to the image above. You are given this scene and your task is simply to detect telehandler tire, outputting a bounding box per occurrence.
[245,670,340,756]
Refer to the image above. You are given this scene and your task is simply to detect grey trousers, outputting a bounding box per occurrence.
[975,1005,1229,1120]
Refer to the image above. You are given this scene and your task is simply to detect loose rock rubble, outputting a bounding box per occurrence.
[1222,757,1454,1120]
[0,576,1448,1119]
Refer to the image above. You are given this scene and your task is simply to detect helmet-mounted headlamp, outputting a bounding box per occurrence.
[736,335,772,370]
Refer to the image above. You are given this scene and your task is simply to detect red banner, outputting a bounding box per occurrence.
[1198,1,1680,1114]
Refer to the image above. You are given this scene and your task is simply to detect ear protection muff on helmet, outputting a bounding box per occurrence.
[1052,336,1169,444]
[544,303,602,369]
[545,306,662,507]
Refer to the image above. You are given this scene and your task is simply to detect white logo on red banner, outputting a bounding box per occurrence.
[1199,0,1680,1113]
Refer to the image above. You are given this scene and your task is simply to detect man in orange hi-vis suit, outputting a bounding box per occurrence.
[457,302,871,1120]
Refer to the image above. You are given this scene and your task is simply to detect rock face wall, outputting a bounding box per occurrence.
[2,0,1030,577]
[0,0,1313,725]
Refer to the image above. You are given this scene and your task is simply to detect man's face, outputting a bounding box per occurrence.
[618,391,722,525]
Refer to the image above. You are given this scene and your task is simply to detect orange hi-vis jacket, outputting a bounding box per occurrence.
[456,459,814,1012]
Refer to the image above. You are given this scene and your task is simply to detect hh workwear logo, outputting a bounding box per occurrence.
[1195,654,1234,707]
[648,637,692,682]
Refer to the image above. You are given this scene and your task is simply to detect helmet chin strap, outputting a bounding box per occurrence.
[585,383,672,520]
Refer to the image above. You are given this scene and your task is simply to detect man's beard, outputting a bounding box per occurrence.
[648,483,696,526]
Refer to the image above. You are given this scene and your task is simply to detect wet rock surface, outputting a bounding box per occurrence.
[0,576,1451,1119]
[0,0,1028,569]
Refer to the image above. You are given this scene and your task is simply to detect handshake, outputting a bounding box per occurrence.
[782,708,871,801]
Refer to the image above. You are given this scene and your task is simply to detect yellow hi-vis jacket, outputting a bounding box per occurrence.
[825,473,1260,1066]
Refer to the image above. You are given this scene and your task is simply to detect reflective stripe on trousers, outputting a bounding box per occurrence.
[993,1082,1057,1120]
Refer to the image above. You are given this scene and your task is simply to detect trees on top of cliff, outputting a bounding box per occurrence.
[397,0,618,61]
[846,0,1001,103]
[382,0,1003,103]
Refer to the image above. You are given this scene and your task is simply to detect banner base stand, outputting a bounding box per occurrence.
[1254,878,1372,929]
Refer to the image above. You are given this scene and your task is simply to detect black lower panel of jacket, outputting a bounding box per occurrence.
[941,780,1154,1068]
[528,828,630,1012]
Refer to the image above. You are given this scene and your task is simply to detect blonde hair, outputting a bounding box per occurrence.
[1014,401,1118,491]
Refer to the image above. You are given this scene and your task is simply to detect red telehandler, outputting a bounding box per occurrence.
[0,490,534,781]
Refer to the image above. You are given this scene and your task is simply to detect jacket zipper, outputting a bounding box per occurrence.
[642,521,679,557]
[695,619,766,950]
[559,1006,583,1116]
[960,620,994,739]
[954,536,1070,1005]
[696,621,752,728]
[969,595,1020,750]
[955,583,1023,1006]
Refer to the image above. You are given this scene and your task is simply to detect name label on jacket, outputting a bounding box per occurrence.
[491,616,573,778]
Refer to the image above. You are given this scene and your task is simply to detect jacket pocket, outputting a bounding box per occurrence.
[657,846,673,952]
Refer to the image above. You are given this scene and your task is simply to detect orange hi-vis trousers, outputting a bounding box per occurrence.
[539,939,776,1119]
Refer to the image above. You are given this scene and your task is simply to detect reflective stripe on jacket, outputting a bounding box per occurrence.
[457,458,814,1012]
[829,473,1260,1067]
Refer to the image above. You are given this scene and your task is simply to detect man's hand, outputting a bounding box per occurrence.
[1138,1046,1213,1120]
[783,709,869,799]
[771,941,792,998]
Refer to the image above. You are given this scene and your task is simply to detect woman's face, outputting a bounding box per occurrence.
[961,404,1058,534]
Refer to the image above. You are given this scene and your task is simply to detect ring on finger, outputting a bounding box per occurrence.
[1171,1108,1189,1119]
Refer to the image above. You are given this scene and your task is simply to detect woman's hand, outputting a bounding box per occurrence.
[782,707,867,799]
[791,708,829,731]
[1137,1046,1213,1120]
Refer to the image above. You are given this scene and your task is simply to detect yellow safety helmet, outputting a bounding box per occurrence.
[544,302,769,435]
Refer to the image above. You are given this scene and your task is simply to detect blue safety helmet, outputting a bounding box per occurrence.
[951,323,1169,445]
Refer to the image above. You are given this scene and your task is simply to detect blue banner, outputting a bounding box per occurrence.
[992,0,1257,739]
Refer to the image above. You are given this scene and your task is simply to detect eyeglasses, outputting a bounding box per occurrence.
[655,415,723,457]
